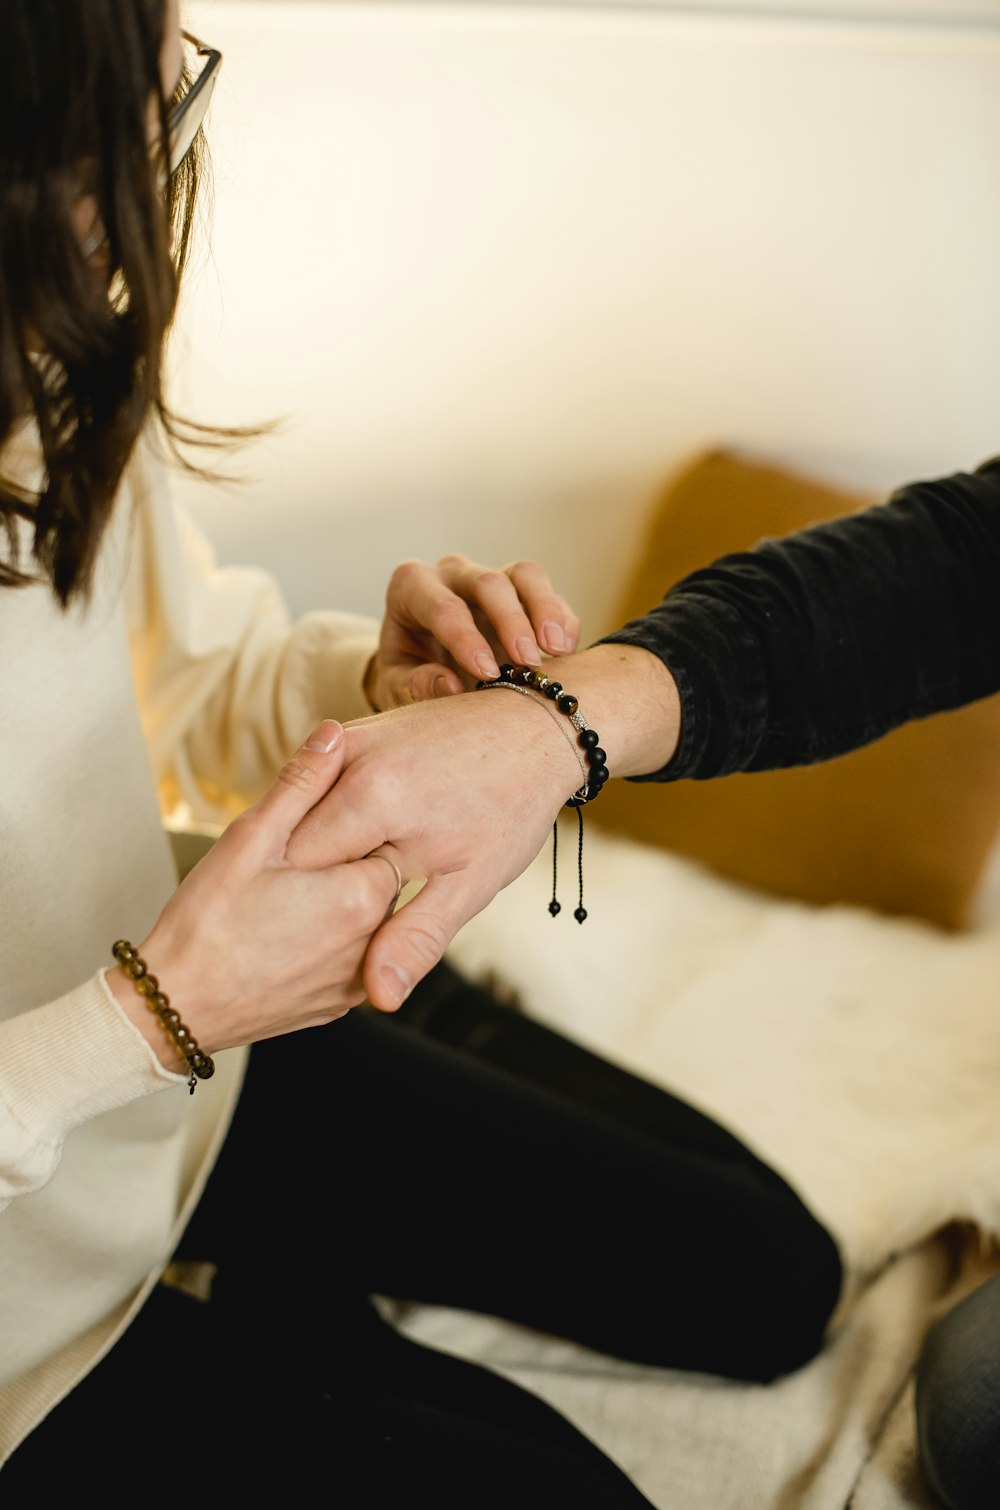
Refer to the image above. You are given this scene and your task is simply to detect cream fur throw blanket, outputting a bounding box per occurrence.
[389,825,1000,1509]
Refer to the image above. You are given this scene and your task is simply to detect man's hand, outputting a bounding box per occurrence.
[288,645,681,1012]
[287,693,584,1009]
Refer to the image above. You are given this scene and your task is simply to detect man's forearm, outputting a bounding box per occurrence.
[596,464,1000,782]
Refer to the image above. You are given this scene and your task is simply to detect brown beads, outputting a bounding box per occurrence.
[111,940,215,1094]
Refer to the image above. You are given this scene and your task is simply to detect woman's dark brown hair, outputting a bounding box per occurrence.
[0,0,207,603]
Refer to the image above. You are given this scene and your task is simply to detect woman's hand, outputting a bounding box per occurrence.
[106,721,401,1071]
[364,554,581,711]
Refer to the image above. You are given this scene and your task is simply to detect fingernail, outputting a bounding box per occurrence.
[542,620,566,652]
[475,651,501,680]
[433,674,452,698]
[516,635,542,666]
[379,963,412,1008]
[304,719,342,754]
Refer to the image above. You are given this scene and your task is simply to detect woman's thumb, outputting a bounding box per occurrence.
[250,720,346,843]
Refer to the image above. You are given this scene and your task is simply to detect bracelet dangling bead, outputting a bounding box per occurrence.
[111,941,216,1095]
[475,663,610,923]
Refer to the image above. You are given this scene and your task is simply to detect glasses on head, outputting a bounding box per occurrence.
[168,31,223,178]
[77,30,222,259]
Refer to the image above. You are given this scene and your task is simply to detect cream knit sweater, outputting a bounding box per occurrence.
[0,426,379,1464]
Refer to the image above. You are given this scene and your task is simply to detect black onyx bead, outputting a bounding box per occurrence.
[585,745,606,767]
[548,899,561,917]
[518,668,534,685]
[557,693,578,716]
[574,906,588,924]
[590,765,610,785]
[578,728,599,750]
[498,664,516,680]
[543,681,562,700]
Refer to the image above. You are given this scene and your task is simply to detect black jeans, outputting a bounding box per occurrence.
[4,962,842,1505]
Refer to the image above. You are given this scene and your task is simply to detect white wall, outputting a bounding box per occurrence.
[172,0,1000,637]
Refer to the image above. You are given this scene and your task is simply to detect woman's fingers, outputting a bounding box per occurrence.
[503,558,581,655]
[405,662,465,702]
[288,737,393,873]
[442,558,545,670]
[437,553,580,668]
[315,852,405,962]
[383,555,580,699]
[385,560,501,682]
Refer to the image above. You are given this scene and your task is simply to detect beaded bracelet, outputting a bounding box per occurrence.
[111,940,215,1094]
[475,663,610,922]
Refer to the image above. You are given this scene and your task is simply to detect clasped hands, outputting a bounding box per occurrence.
[127,554,605,1069]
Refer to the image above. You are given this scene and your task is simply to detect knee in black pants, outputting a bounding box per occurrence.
[635,1191,842,1385]
[742,1203,843,1382]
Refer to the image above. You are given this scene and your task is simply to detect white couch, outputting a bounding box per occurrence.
[173,4,1000,1505]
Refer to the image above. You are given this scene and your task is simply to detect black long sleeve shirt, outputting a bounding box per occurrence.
[599,460,1000,782]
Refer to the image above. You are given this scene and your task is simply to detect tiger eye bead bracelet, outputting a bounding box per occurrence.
[112,940,215,1094]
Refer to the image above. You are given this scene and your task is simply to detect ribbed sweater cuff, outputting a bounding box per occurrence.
[1,970,182,1150]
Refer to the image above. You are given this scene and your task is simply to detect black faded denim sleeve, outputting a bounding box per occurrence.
[598,461,1000,782]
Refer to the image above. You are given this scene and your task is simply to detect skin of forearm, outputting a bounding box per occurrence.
[535,642,681,779]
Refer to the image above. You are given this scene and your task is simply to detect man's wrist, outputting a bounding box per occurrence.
[531,643,681,779]
[472,679,588,802]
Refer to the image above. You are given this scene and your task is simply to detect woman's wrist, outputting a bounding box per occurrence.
[108,941,216,1089]
[106,961,189,1075]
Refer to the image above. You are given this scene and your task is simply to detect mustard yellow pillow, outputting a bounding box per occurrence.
[590,449,1000,930]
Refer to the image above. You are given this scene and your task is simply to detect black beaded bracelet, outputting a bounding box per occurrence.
[475,663,610,922]
[111,940,216,1095]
